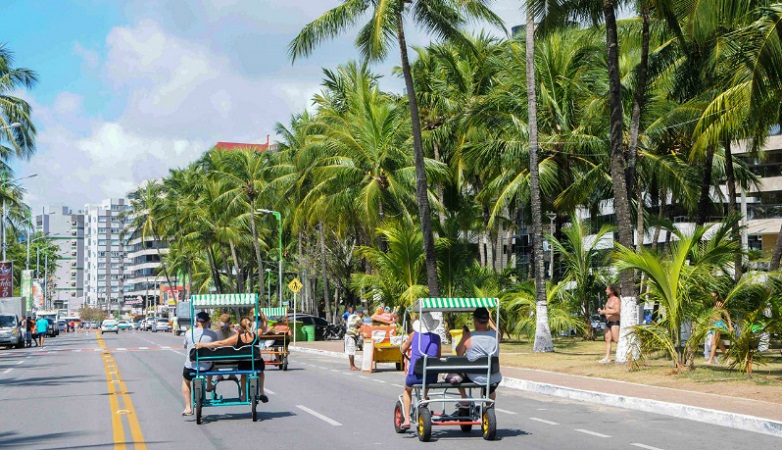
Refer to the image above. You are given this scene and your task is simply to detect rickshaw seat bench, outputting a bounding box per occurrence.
[413,356,499,377]
[189,345,262,365]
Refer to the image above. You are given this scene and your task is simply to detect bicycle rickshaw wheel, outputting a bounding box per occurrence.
[482,407,496,441]
[193,379,204,425]
[393,400,405,433]
[249,378,259,422]
[417,407,432,442]
[459,406,472,432]
[281,355,288,371]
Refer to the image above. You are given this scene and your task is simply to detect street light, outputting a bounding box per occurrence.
[257,209,283,306]
[265,268,271,307]
[1,173,38,261]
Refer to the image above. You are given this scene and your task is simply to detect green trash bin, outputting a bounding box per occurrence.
[302,324,316,342]
[291,321,304,341]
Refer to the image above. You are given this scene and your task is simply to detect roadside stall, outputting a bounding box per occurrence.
[259,307,290,371]
[359,324,403,372]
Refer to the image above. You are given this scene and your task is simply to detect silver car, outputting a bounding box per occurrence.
[151,318,171,333]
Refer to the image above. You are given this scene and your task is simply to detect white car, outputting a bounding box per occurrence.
[101,319,119,334]
[151,318,171,333]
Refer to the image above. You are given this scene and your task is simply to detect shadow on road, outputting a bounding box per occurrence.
[0,375,102,387]
[197,410,295,424]
[0,431,89,449]
[400,427,530,442]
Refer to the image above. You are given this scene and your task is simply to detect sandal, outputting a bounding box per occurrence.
[181,410,193,416]
[259,394,269,403]
[400,423,411,431]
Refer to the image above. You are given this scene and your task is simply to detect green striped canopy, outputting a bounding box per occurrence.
[191,293,258,308]
[410,297,498,312]
[259,307,287,318]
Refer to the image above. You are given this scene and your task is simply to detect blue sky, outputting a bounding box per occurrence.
[2,0,521,212]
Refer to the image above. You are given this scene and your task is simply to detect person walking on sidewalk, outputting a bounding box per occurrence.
[598,285,621,364]
[707,293,733,364]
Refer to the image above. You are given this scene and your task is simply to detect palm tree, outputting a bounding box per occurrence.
[525,3,553,352]
[0,43,36,159]
[289,0,504,298]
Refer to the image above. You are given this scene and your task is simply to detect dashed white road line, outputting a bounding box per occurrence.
[631,444,665,450]
[529,417,558,425]
[575,429,611,438]
[372,379,386,384]
[330,369,339,373]
[16,360,24,365]
[265,388,276,395]
[296,405,342,426]
[167,349,186,356]
[115,348,126,351]
[2,368,12,374]
[359,376,369,380]
[391,383,404,388]
[494,408,517,415]
[138,347,149,350]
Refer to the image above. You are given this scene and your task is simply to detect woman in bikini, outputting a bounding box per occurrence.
[598,285,621,364]
[707,294,733,364]
[195,316,269,403]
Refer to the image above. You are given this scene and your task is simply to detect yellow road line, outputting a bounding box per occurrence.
[97,332,146,449]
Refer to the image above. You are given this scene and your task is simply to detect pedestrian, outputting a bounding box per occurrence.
[341,306,355,331]
[35,316,48,347]
[181,312,217,416]
[344,309,364,371]
[598,284,621,364]
[398,312,442,431]
[707,293,733,365]
[25,316,34,347]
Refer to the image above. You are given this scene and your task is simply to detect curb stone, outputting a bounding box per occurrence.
[289,345,782,438]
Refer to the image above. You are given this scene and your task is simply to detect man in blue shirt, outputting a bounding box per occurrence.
[341,306,354,331]
[35,316,49,346]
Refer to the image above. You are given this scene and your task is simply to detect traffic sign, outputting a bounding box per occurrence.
[288,278,303,293]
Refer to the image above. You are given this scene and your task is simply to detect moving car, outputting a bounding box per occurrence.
[151,318,171,332]
[101,319,119,334]
[46,318,57,337]
[117,320,132,331]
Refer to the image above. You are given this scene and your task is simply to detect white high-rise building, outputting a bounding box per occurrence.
[35,206,85,312]
[84,198,131,311]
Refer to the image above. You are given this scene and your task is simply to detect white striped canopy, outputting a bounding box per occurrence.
[190,293,258,308]
[410,297,498,312]
[259,307,287,318]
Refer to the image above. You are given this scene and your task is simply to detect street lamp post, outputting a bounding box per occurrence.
[265,268,271,307]
[257,209,283,306]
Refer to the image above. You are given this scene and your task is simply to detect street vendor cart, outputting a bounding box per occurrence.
[259,307,290,371]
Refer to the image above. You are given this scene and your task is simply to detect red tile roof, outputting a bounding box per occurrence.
[214,135,277,152]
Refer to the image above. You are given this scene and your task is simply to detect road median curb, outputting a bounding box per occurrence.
[290,345,782,438]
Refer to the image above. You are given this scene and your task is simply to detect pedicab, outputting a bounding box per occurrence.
[188,293,264,424]
[258,307,290,371]
[394,297,500,442]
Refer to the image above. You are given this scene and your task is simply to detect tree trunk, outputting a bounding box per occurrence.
[724,138,742,280]
[152,231,175,293]
[228,240,244,292]
[526,8,553,353]
[433,141,446,227]
[397,12,440,298]
[207,245,222,293]
[696,147,715,227]
[626,5,649,203]
[249,199,265,299]
[319,221,332,322]
[603,0,637,363]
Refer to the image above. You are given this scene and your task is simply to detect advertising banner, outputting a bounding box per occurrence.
[32,280,44,309]
[21,270,32,309]
[0,261,12,297]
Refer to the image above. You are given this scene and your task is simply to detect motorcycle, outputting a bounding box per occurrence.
[323,324,345,340]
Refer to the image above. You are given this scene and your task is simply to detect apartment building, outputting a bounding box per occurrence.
[84,198,131,312]
[123,234,167,311]
[35,206,85,312]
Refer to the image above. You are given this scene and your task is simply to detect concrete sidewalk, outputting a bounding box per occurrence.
[291,340,782,438]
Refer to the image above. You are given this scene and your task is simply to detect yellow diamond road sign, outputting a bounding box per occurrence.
[288,278,303,293]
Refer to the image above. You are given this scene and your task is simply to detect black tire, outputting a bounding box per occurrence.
[281,356,288,371]
[459,407,472,432]
[393,400,405,433]
[417,407,432,442]
[15,340,24,349]
[193,380,204,425]
[482,407,496,441]
[249,378,259,422]
[395,362,403,371]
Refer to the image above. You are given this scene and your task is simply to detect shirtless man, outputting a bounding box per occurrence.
[598,285,621,364]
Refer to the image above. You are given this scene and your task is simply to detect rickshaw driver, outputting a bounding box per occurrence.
[455,307,503,403]
[182,312,217,416]
[398,313,442,430]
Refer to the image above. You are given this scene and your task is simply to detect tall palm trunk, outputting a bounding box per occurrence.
[526,8,553,353]
[228,240,244,292]
[630,5,650,253]
[603,0,638,363]
[207,245,222,293]
[151,230,174,293]
[319,221,332,322]
[723,139,742,280]
[397,13,439,298]
[249,199,265,299]
[696,147,715,226]
[771,224,782,270]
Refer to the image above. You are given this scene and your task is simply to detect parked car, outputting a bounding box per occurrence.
[101,319,119,334]
[286,314,330,340]
[117,320,132,331]
[151,318,171,333]
[131,321,140,330]
[46,318,58,337]
[57,320,68,332]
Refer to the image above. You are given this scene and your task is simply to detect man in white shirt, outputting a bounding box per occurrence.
[344,310,365,371]
[181,312,217,416]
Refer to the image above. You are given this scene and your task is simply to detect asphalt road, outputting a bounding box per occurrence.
[0,330,779,449]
